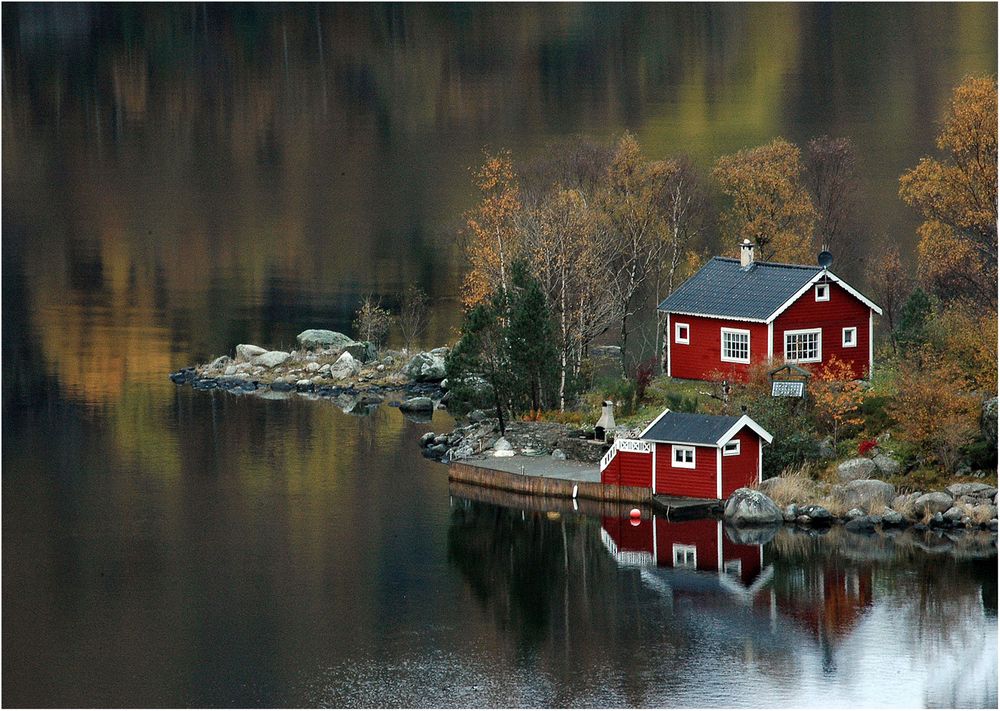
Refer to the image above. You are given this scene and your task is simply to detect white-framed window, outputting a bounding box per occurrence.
[784,328,822,363]
[724,559,742,577]
[720,328,750,364]
[675,322,690,344]
[723,440,740,456]
[815,283,830,301]
[673,544,697,569]
[671,444,695,469]
[842,327,857,348]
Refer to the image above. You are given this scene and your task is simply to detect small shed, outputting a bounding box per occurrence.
[600,409,773,499]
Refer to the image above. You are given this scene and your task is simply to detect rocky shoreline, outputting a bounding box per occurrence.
[169,328,451,417]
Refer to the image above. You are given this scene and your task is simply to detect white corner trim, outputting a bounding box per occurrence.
[767,321,774,361]
[716,520,723,572]
[666,313,672,377]
[716,415,774,445]
[758,437,763,485]
[784,327,823,364]
[716,448,722,499]
[868,310,874,378]
[720,327,751,364]
[765,269,883,323]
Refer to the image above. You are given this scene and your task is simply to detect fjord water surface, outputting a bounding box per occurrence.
[3,3,997,707]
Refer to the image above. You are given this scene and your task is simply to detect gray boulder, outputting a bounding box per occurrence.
[798,505,833,523]
[403,352,447,382]
[723,488,783,526]
[872,453,901,476]
[224,365,238,376]
[835,479,897,512]
[972,504,998,522]
[296,329,356,351]
[468,409,488,424]
[783,504,798,522]
[450,445,474,461]
[252,350,291,368]
[845,508,866,520]
[493,437,513,452]
[329,352,361,380]
[837,458,879,482]
[419,432,436,447]
[208,355,231,370]
[914,491,954,515]
[399,397,434,413]
[551,449,567,461]
[845,516,879,532]
[946,482,997,498]
[881,508,904,526]
[236,344,267,362]
[818,437,836,460]
[943,506,965,522]
[344,341,378,363]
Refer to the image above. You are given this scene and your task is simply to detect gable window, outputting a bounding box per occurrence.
[675,322,690,344]
[720,328,750,364]
[815,283,830,301]
[842,327,857,348]
[673,544,697,569]
[723,440,740,456]
[672,444,695,469]
[724,559,743,577]
[785,328,822,363]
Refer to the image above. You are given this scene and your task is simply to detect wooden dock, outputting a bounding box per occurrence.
[652,495,723,519]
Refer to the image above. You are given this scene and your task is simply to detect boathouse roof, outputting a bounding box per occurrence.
[639,410,774,446]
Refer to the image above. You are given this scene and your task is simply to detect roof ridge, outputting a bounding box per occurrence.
[712,255,820,271]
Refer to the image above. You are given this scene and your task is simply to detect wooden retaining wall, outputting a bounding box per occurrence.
[448,480,653,518]
[448,461,654,505]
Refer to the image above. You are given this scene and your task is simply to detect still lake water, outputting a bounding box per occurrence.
[2,3,997,707]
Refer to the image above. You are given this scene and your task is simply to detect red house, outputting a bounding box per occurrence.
[600,409,773,499]
[658,241,882,381]
[600,516,769,593]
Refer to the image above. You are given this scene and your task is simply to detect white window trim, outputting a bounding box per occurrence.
[842,326,857,348]
[673,543,697,569]
[674,322,690,345]
[671,444,696,469]
[815,283,830,302]
[720,327,751,364]
[723,439,740,456]
[784,328,823,364]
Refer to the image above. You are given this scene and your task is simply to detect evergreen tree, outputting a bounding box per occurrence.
[508,262,560,413]
[894,288,933,351]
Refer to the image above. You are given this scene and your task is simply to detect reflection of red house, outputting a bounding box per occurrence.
[600,516,767,590]
[779,567,874,643]
[600,410,773,499]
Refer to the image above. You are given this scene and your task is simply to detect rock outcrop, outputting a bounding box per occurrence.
[403,351,447,382]
[836,457,879,482]
[724,488,783,525]
[296,329,356,351]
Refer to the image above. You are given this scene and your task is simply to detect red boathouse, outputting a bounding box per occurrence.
[658,241,882,381]
[600,409,773,499]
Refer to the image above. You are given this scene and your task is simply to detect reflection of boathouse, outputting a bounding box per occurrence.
[600,515,771,593]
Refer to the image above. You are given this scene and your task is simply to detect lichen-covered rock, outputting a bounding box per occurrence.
[296,329,356,351]
[943,506,965,522]
[845,508,866,520]
[798,505,833,523]
[914,491,954,515]
[403,352,447,382]
[945,482,997,498]
[399,396,434,412]
[872,453,901,476]
[881,508,904,526]
[723,488,782,526]
[783,504,798,522]
[236,344,267,362]
[836,457,879,482]
[252,350,291,368]
[343,341,378,363]
[493,437,513,452]
[834,479,896,512]
[551,449,567,460]
[329,352,361,380]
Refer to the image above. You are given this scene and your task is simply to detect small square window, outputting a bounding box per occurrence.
[672,445,695,469]
[673,544,697,569]
[842,327,857,348]
[723,440,740,456]
[815,283,830,301]
[675,322,690,345]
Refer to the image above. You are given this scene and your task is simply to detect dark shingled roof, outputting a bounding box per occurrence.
[657,257,822,321]
[642,411,742,446]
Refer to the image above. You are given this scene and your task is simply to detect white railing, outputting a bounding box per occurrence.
[600,438,652,472]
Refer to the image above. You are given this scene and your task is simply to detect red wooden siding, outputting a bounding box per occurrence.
[667,314,768,381]
[655,518,720,571]
[773,281,871,379]
[602,516,654,554]
[721,529,765,586]
[720,428,761,498]
[653,443,718,498]
[601,451,652,488]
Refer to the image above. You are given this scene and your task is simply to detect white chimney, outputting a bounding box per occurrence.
[740,239,755,269]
